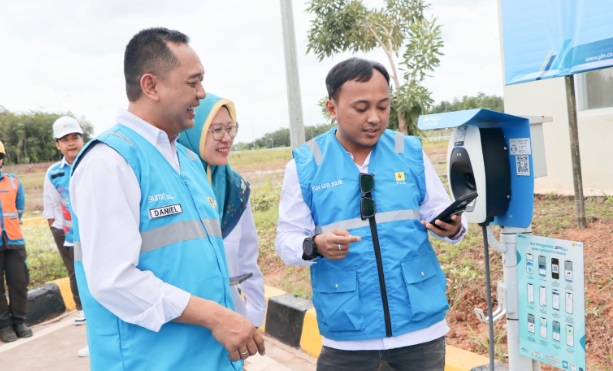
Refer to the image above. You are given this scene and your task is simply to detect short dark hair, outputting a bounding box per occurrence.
[124,27,190,102]
[325,57,390,100]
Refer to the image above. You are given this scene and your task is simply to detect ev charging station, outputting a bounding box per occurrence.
[418,109,548,371]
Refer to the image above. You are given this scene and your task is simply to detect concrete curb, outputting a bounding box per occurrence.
[25,278,70,325]
[29,278,495,370]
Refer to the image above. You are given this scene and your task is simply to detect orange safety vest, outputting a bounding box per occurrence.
[0,175,24,242]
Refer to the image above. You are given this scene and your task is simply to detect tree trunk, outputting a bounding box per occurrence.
[387,55,407,134]
[382,35,407,134]
[364,23,409,134]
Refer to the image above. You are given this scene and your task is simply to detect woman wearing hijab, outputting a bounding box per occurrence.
[178,93,266,326]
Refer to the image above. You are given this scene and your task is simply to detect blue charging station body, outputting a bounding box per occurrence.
[418,108,534,228]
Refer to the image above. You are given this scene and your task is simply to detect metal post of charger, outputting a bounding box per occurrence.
[500,226,541,371]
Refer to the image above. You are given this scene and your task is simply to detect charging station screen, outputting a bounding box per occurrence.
[517,234,585,370]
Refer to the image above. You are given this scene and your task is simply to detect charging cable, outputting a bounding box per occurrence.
[486,225,506,253]
[480,223,495,371]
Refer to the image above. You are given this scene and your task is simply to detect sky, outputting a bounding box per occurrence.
[0,0,503,143]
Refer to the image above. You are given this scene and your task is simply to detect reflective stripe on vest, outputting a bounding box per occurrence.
[306,139,324,166]
[0,176,24,241]
[394,131,404,153]
[74,217,222,261]
[317,209,420,233]
[141,218,221,254]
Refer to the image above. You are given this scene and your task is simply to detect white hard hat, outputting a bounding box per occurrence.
[53,116,83,139]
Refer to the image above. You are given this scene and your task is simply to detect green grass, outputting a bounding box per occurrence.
[24,222,66,288]
[230,148,292,172]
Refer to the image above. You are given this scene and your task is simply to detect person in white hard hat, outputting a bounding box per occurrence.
[43,116,86,325]
[0,140,32,343]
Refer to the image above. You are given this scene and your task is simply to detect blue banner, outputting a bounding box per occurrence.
[501,0,613,85]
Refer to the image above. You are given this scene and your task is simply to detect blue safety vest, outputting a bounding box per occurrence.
[72,125,240,371]
[47,161,75,243]
[293,128,449,341]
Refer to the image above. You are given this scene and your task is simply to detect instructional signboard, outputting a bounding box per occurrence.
[500,0,613,85]
[517,234,585,371]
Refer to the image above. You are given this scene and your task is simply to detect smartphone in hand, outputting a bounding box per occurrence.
[428,192,478,225]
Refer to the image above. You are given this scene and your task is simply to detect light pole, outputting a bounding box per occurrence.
[280,0,305,148]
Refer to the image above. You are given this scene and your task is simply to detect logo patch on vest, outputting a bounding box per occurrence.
[395,172,405,181]
[207,197,217,209]
[147,193,175,203]
[148,204,183,219]
[311,179,343,192]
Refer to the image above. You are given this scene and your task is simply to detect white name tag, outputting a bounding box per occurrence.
[148,204,183,219]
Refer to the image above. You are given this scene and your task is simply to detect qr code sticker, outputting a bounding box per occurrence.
[516,155,530,176]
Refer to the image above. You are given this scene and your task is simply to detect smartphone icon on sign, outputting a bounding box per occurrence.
[538,255,546,276]
[565,260,573,282]
[553,321,561,342]
[526,253,534,274]
[527,283,534,303]
[551,258,559,279]
[540,317,547,338]
[552,289,560,310]
[539,286,547,307]
[565,292,573,314]
[566,324,574,346]
[528,314,535,333]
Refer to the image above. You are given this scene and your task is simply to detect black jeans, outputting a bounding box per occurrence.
[0,248,28,328]
[50,227,82,310]
[316,336,446,371]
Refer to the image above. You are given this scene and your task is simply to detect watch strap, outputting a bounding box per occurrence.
[302,234,321,260]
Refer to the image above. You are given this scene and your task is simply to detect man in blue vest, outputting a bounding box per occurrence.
[275,58,468,370]
[43,116,85,326]
[69,27,264,370]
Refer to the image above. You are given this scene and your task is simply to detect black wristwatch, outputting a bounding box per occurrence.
[302,234,321,260]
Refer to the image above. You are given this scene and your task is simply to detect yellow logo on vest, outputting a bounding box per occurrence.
[148,204,183,219]
[208,197,217,209]
[395,172,405,181]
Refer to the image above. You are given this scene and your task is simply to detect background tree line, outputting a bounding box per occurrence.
[235,92,503,150]
[0,106,94,165]
[429,92,503,113]
[0,92,502,160]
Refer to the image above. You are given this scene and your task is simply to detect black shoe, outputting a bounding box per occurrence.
[0,326,17,343]
[12,323,33,338]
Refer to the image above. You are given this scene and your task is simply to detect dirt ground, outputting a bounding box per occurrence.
[445,216,612,370]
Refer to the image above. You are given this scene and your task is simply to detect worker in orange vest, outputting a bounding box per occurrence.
[0,140,32,343]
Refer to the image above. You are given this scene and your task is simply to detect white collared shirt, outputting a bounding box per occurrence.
[70,110,190,332]
[224,201,267,326]
[43,157,70,230]
[275,150,467,350]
